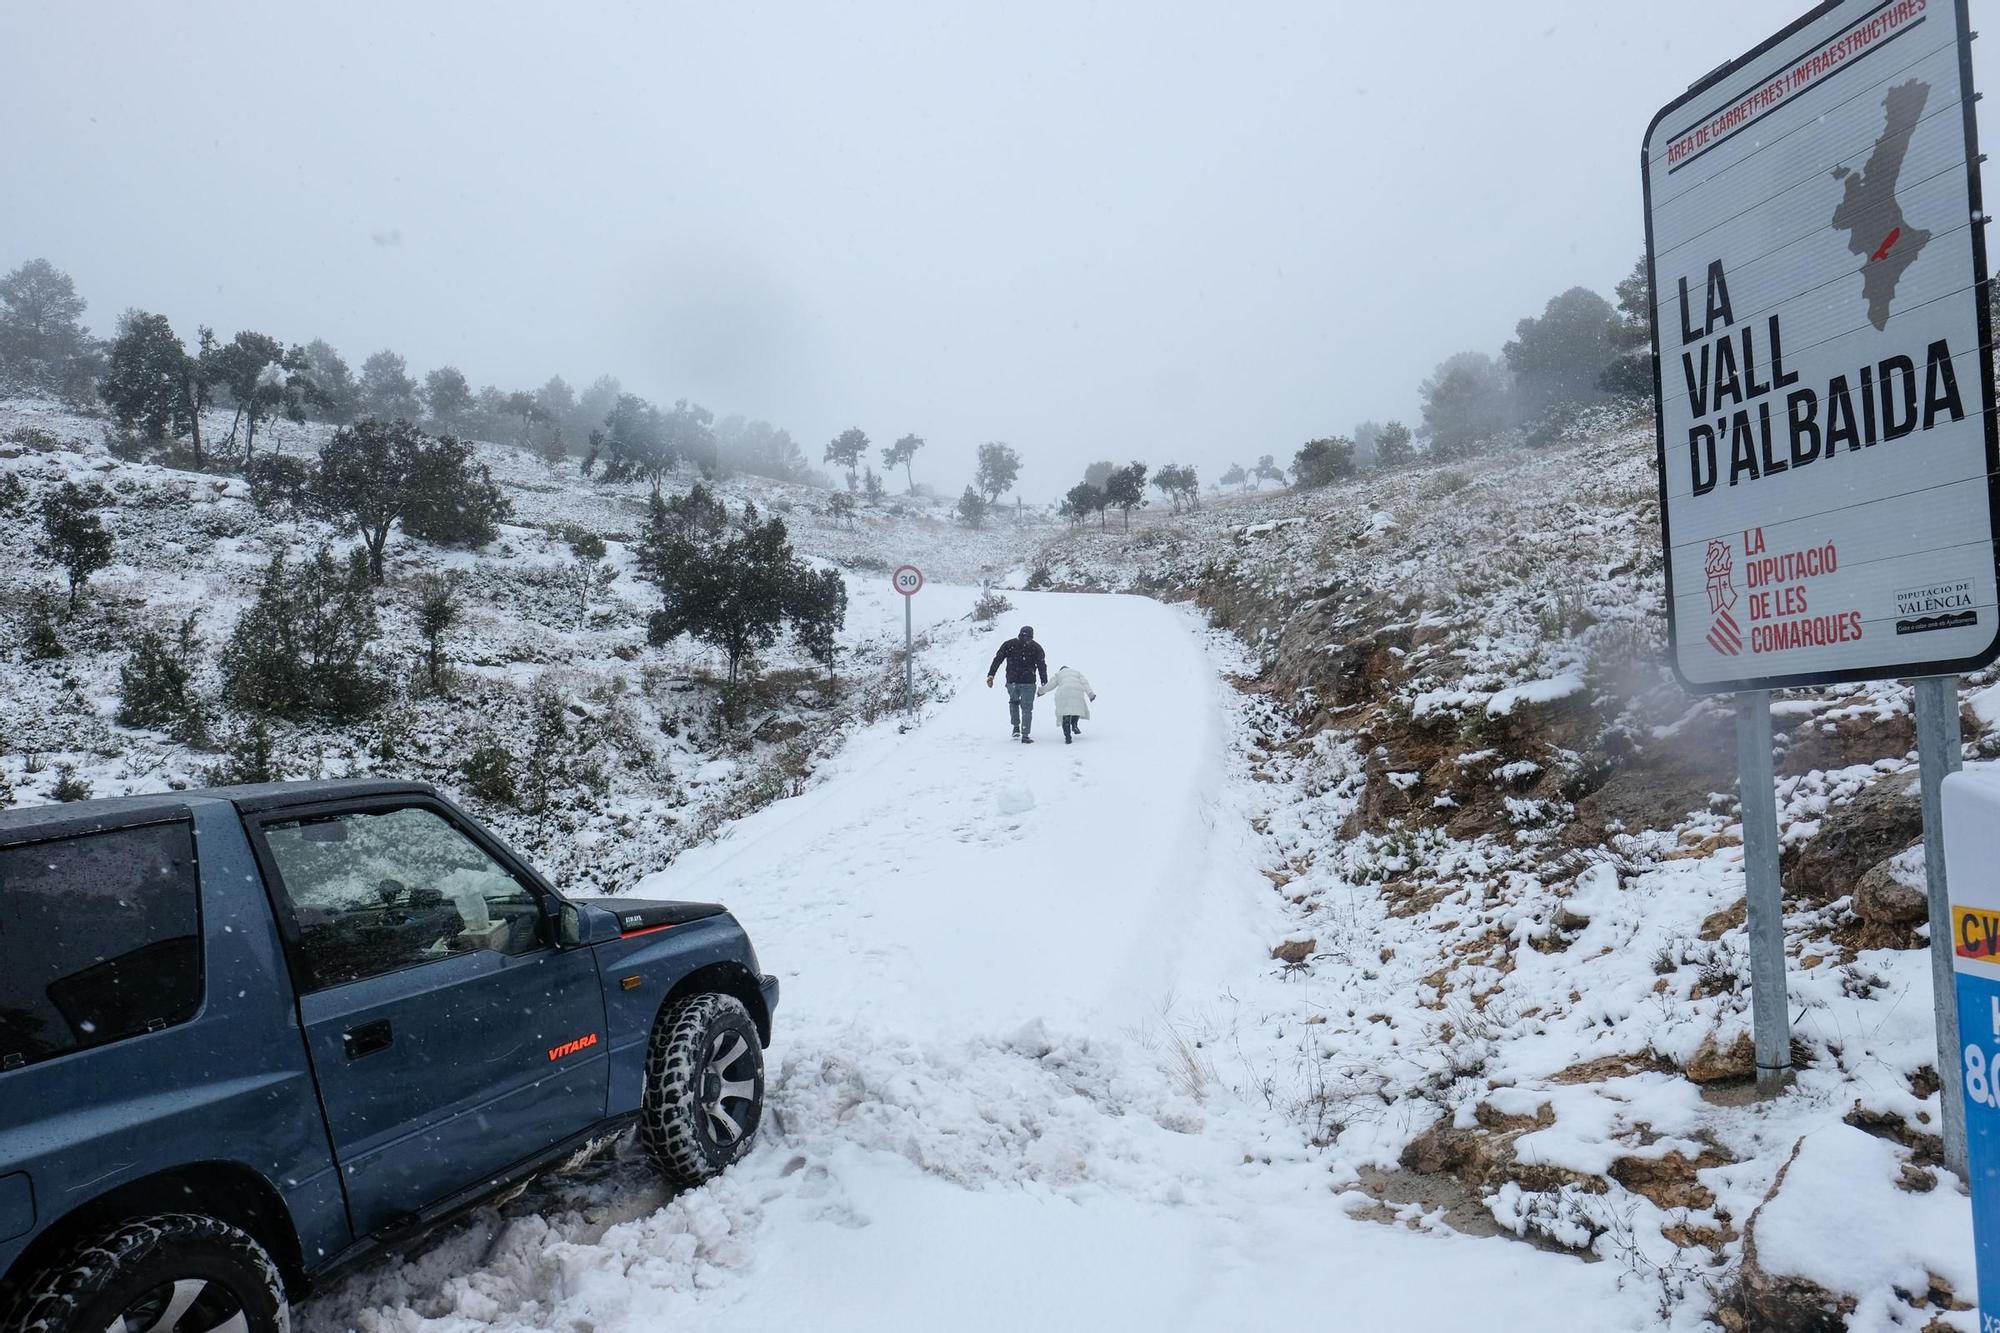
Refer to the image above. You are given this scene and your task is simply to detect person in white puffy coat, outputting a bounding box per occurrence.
[1037,666,1095,744]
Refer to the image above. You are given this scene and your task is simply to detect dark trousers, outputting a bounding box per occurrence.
[1060,715,1079,741]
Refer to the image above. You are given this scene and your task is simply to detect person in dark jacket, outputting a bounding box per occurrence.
[986,624,1048,743]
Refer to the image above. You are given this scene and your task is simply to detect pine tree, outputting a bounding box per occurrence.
[1152,463,1198,512]
[882,433,925,492]
[1375,420,1414,467]
[315,419,508,580]
[1420,354,1512,457]
[1503,288,1616,420]
[36,482,113,609]
[828,492,857,528]
[50,764,93,802]
[0,258,102,402]
[401,438,509,549]
[1060,482,1103,527]
[100,311,194,443]
[209,719,279,785]
[1218,463,1247,492]
[956,486,987,528]
[301,339,358,422]
[423,366,474,432]
[824,427,870,489]
[220,546,383,720]
[24,585,65,659]
[1103,462,1148,530]
[358,349,421,420]
[210,332,324,464]
[539,429,568,471]
[412,572,461,692]
[787,567,847,670]
[637,490,841,686]
[595,394,672,483]
[522,676,571,813]
[1290,438,1356,489]
[975,442,1021,505]
[117,613,211,744]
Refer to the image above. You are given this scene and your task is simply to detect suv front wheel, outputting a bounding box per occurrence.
[639,992,766,1188]
[13,1212,288,1333]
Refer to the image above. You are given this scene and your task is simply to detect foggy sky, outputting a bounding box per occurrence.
[5,1,1985,499]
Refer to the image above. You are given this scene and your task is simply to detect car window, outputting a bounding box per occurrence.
[0,821,201,1072]
[261,804,545,992]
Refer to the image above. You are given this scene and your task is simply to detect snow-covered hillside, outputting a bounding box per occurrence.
[0,398,1042,892]
[1038,415,1990,1330]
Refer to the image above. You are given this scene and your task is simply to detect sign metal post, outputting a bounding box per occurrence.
[892,564,924,715]
[1736,690,1791,1095]
[1916,674,1968,1175]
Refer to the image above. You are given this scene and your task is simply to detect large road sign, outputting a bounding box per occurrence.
[1644,0,1999,692]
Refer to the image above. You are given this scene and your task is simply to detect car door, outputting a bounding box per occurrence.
[251,798,609,1237]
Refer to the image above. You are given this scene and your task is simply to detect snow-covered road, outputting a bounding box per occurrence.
[671,590,1262,1037]
[304,591,1673,1333]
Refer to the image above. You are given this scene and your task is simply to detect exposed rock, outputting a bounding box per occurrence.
[1784,777,1922,906]
[1854,852,1928,925]
[1686,1032,1757,1085]
[1270,938,1316,965]
[1844,1104,1945,1166]
[1779,707,1915,775]
[1724,1140,1855,1332]
[1553,903,1591,932]
[1548,1052,1675,1084]
[1609,1147,1731,1211]
[1396,1102,1605,1200]
[1699,898,1746,941]
[1340,750,1415,837]
[1730,1264,1853,1332]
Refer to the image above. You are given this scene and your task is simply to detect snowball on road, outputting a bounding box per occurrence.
[305,590,1669,1333]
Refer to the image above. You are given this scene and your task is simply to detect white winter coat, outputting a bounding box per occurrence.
[1038,667,1094,719]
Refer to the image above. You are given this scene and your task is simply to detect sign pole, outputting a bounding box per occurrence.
[1737,689,1792,1097]
[891,564,924,720]
[1915,674,1968,1176]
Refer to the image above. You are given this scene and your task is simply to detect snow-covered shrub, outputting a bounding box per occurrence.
[116,614,210,745]
[49,762,91,802]
[220,545,384,721]
[22,586,64,660]
[971,588,1012,623]
[207,720,279,785]
[460,742,516,806]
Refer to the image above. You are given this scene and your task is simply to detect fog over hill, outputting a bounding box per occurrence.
[4,1,1946,494]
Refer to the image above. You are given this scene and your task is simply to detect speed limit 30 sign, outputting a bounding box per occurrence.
[892,564,924,596]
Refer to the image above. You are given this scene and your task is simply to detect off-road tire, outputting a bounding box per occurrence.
[639,992,765,1189]
[11,1212,288,1333]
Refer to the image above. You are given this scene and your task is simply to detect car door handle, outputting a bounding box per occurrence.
[343,1019,393,1060]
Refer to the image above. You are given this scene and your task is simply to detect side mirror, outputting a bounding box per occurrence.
[559,903,581,948]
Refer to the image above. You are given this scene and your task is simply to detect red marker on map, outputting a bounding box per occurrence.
[1871,227,1901,262]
